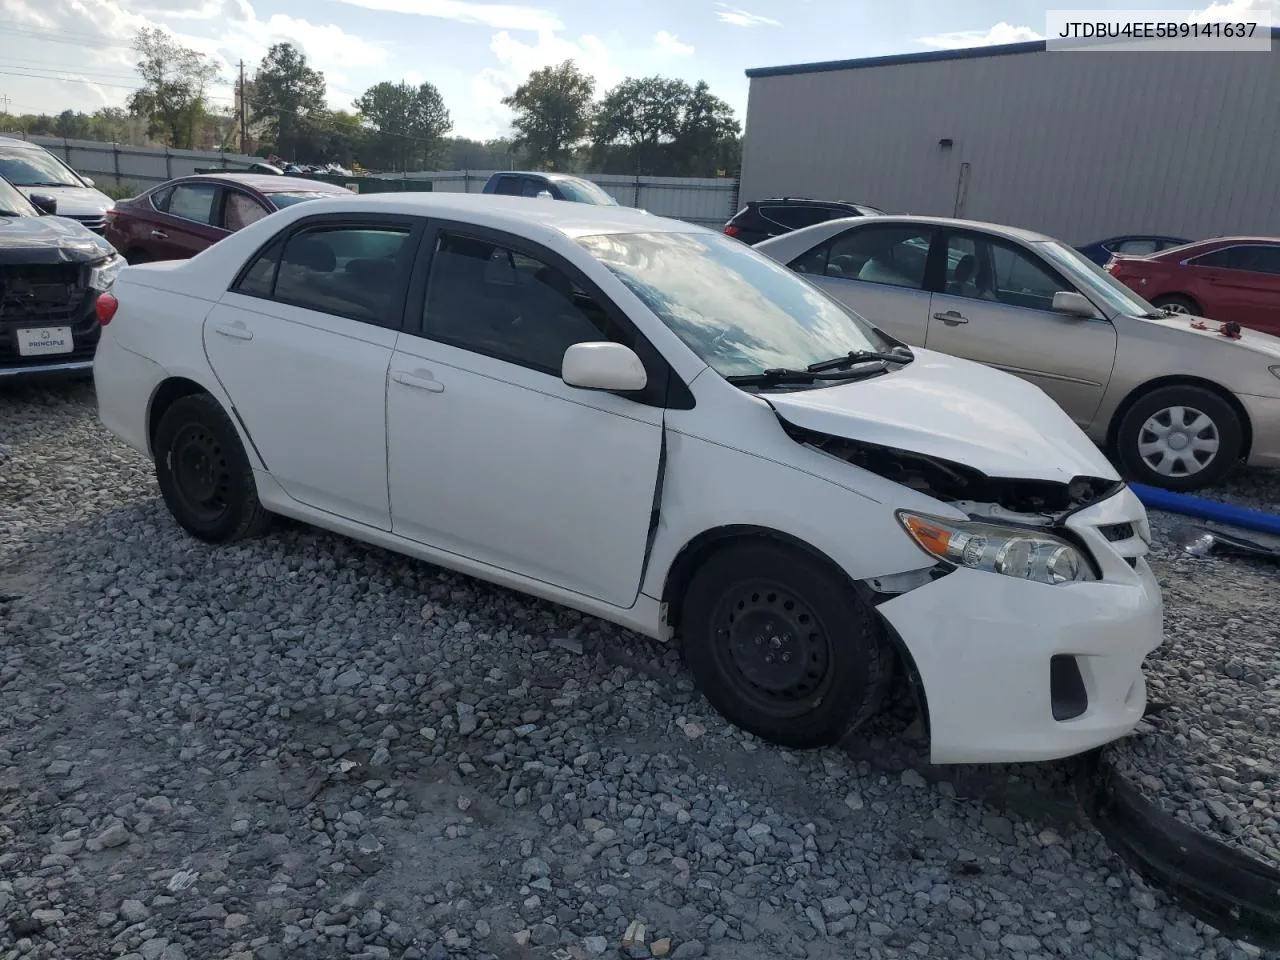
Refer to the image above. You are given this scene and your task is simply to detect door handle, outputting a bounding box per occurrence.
[392,370,445,393]
[151,229,168,240]
[212,321,253,341]
[933,310,969,325]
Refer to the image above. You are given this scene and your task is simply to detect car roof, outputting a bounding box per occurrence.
[497,171,587,183]
[836,213,1054,244]
[756,197,867,207]
[172,173,351,193]
[0,135,48,152]
[265,191,701,239]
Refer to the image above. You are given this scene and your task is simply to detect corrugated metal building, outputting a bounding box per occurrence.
[739,33,1280,244]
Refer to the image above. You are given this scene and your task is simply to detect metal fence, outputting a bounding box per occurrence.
[385,170,741,228]
[6,135,741,227]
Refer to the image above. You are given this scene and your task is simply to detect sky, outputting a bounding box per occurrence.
[0,0,1272,141]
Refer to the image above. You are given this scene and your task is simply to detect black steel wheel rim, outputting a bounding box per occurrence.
[169,424,231,523]
[710,579,835,719]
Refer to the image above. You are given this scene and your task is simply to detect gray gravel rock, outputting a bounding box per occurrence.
[2,383,1277,960]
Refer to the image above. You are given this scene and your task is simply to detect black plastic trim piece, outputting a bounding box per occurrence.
[1050,655,1088,721]
[1078,748,1280,949]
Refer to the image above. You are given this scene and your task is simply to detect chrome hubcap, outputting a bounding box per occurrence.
[1138,405,1219,477]
[1162,301,1190,314]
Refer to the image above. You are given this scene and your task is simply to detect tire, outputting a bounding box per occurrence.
[1115,385,1242,491]
[125,249,152,265]
[1151,294,1200,316]
[153,393,270,543]
[679,542,892,749]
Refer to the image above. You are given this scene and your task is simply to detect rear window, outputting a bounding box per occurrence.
[764,204,837,230]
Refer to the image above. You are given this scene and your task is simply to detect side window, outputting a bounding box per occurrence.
[150,185,174,213]
[1188,248,1230,268]
[233,237,284,298]
[224,191,271,232]
[943,235,1068,310]
[824,225,932,289]
[167,184,218,225]
[1226,245,1280,275]
[491,176,524,197]
[421,233,627,374]
[521,179,549,198]
[1115,238,1158,256]
[766,204,835,231]
[270,225,414,326]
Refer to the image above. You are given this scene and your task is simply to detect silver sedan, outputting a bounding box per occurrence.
[756,214,1280,491]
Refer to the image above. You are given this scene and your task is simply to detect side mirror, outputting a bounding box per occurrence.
[561,342,648,392]
[29,194,57,215]
[536,190,554,200]
[1052,291,1096,317]
[81,177,95,188]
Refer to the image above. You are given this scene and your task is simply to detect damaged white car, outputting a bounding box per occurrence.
[93,193,1163,764]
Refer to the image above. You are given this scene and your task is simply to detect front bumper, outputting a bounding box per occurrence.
[1239,392,1280,469]
[878,486,1164,764]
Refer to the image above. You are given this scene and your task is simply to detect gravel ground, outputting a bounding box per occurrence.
[2,380,1277,960]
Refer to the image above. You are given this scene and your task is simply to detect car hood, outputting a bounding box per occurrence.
[0,213,117,264]
[763,348,1120,484]
[1130,312,1280,362]
[15,184,114,218]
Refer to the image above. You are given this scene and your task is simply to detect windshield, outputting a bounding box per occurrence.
[1036,240,1160,317]
[268,191,342,208]
[0,176,38,216]
[577,231,892,379]
[0,149,83,187]
[557,178,618,206]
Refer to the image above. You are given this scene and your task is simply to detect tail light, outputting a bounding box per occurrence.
[95,292,118,326]
[724,224,740,237]
[105,209,117,223]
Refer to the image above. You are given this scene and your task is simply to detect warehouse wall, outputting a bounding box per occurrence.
[739,45,1280,245]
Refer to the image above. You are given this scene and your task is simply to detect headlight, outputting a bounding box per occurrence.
[88,256,124,292]
[897,511,1095,585]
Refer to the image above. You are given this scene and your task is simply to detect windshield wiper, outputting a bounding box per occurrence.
[806,348,913,372]
[726,365,890,387]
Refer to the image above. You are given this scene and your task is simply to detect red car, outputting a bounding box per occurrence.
[105,173,352,264]
[1107,236,1280,336]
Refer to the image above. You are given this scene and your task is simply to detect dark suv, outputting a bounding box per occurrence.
[723,198,884,245]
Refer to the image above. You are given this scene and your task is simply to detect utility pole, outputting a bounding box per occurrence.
[0,95,11,120]
[237,61,248,154]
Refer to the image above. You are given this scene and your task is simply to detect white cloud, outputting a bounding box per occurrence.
[715,4,780,27]
[653,30,694,57]
[1189,0,1276,20]
[915,22,1044,48]
[319,0,561,32]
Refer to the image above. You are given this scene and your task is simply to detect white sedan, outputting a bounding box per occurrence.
[92,193,1162,765]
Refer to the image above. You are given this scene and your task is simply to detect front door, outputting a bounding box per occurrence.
[202,215,422,529]
[924,230,1118,427]
[386,227,663,607]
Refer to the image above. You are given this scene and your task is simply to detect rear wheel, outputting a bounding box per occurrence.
[679,542,891,749]
[1151,294,1200,316]
[1115,385,1242,491]
[153,393,270,543]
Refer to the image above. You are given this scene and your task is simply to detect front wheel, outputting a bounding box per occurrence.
[679,542,892,749]
[1115,385,1242,491]
[1150,294,1200,316]
[153,393,270,543]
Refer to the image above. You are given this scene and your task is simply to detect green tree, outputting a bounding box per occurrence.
[501,60,594,171]
[591,76,688,174]
[672,81,740,176]
[252,43,328,160]
[126,27,220,148]
[355,80,452,171]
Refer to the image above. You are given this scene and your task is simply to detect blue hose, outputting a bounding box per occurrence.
[1129,483,1280,537]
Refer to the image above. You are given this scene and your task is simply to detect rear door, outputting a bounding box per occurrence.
[149,182,227,259]
[202,214,423,529]
[788,221,936,345]
[1206,244,1280,334]
[924,229,1118,427]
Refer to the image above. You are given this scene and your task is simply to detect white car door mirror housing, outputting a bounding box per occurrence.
[561,342,648,392]
[1053,291,1097,317]
[536,190,554,200]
